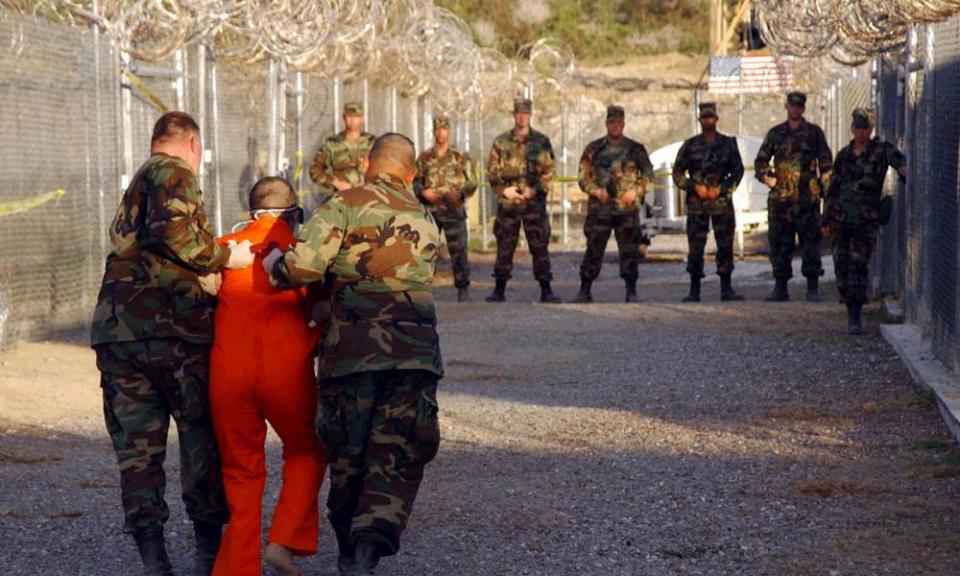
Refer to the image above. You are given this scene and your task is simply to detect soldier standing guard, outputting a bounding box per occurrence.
[415,115,478,302]
[755,91,833,302]
[308,102,376,209]
[485,97,561,303]
[672,102,746,302]
[821,108,907,334]
[573,105,654,303]
[90,112,255,576]
[264,134,443,576]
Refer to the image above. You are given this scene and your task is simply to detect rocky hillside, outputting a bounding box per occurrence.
[437,0,710,63]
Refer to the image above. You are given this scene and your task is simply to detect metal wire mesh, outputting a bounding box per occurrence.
[928,17,960,371]
[0,12,119,349]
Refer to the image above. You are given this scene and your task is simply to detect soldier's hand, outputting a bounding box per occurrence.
[619,190,638,210]
[898,165,908,179]
[502,186,522,200]
[226,239,255,270]
[522,186,536,201]
[198,273,222,296]
[821,225,832,238]
[422,188,444,205]
[447,189,463,208]
[596,188,611,205]
[261,247,283,276]
[693,184,708,199]
[762,175,778,189]
[705,185,721,201]
[332,179,352,192]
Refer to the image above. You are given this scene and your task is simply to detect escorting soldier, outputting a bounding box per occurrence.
[755,91,833,302]
[573,104,654,303]
[486,97,561,303]
[415,115,478,302]
[821,108,907,334]
[90,111,255,576]
[309,102,376,207]
[672,102,746,302]
[264,134,443,576]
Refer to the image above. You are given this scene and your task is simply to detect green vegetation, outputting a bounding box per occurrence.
[438,0,710,63]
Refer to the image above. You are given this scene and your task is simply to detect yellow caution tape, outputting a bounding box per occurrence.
[121,68,171,113]
[0,188,67,217]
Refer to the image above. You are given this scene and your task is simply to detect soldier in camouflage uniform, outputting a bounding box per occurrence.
[755,91,833,302]
[265,134,442,576]
[822,108,907,334]
[308,102,376,210]
[673,102,746,302]
[485,98,561,303]
[572,105,654,303]
[414,115,477,302]
[90,112,255,576]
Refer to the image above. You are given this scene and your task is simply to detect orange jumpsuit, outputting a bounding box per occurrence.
[210,216,325,576]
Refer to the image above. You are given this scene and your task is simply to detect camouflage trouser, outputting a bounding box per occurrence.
[768,197,823,280]
[493,204,553,282]
[579,206,641,282]
[436,217,471,288]
[686,196,736,278]
[95,339,227,533]
[317,369,440,557]
[830,222,878,305]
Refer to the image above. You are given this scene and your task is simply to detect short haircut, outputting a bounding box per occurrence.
[368,133,416,173]
[151,111,200,145]
[249,177,297,210]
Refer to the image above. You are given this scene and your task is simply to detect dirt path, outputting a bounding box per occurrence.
[2,249,959,575]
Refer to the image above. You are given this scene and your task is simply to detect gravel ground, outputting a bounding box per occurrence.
[2,239,960,576]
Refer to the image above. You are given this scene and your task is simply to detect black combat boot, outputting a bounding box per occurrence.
[720,273,745,301]
[539,280,562,303]
[806,276,823,302]
[485,279,506,302]
[624,279,639,303]
[572,279,593,303]
[682,275,701,303]
[847,303,863,335]
[192,522,223,576]
[457,286,470,302]
[132,525,174,576]
[352,540,381,576]
[334,531,355,575]
[765,278,789,302]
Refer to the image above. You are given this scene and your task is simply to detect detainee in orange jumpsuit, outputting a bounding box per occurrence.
[209,177,325,576]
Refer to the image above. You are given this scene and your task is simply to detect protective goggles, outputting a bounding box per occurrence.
[251,205,304,223]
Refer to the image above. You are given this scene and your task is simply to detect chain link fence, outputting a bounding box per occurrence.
[872,16,960,373]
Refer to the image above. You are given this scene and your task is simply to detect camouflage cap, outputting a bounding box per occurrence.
[851,107,875,128]
[786,91,807,106]
[698,102,719,118]
[433,115,451,130]
[513,98,533,114]
[606,105,625,121]
[343,101,364,116]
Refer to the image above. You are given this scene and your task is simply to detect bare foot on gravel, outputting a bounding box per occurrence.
[265,543,301,576]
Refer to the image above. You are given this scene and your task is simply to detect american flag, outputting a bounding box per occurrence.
[708,55,794,94]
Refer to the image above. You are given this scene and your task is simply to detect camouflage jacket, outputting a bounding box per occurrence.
[413,146,478,221]
[673,133,744,198]
[823,137,906,225]
[271,173,444,380]
[754,119,833,202]
[579,136,654,215]
[487,128,555,212]
[90,153,228,346]
[309,131,376,190]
